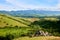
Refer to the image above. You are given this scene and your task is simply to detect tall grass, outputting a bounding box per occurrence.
[0,27,35,40]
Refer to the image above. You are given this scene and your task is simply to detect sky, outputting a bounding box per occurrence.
[0,0,60,11]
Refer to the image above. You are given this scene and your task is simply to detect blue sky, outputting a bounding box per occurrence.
[0,0,60,11]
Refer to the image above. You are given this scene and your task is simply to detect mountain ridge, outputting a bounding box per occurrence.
[0,10,60,17]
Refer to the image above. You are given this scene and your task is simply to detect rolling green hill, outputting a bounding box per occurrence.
[0,14,32,27]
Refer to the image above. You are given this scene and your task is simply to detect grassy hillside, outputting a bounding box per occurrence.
[0,14,32,27]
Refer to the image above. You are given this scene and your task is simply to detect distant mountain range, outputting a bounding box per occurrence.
[0,10,60,17]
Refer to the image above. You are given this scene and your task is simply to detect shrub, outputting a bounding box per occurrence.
[0,20,1,22]
[3,21,6,23]
[5,34,14,40]
[0,34,14,40]
[6,23,9,25]
[15,25,18,28]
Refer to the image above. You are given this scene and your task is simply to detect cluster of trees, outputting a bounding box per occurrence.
[30,20,60,36]
[0,34,14,40]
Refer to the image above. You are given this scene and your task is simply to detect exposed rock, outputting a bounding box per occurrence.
[33,30,51,37]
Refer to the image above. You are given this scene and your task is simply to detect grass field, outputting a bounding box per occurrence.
[13,36,60,40]
[0,27,31,37]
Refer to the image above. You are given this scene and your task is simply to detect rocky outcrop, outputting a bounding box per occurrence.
[33,30,51,37]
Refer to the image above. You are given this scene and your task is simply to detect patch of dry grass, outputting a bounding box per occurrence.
[13,36,60,40]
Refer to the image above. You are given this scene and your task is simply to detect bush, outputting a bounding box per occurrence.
[15,25,18,28]
[0,34,14,40]
[0,20,1,22]
[6,23,9,25]
[5,34,14,40]
[0,36,5,40]
[3,21,6,23]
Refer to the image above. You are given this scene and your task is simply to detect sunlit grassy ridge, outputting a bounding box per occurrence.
[23,18,40,22]
[0,14,32,27]
[44,18,59,21]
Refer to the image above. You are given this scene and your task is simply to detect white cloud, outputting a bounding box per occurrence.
[0,4,24,11]
[0,4,12,11]
[56,0,60,8]
[6,0,33,9]
[51,0,60,11]
[6,0,50,10]
[0,0,60,11]
[39,0,60,11]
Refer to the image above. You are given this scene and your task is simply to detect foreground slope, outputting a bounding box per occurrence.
[0,14,31,27]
